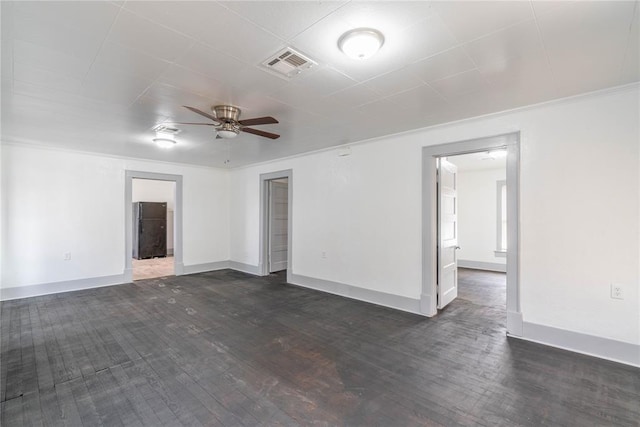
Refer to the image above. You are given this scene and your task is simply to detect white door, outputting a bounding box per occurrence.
[437,158,459,309]
[268,180,288,272]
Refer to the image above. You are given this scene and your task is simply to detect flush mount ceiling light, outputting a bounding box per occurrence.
[153,137,176,149]
[151,125,180,149]
[152,131,177,149]
[338,28,385,60]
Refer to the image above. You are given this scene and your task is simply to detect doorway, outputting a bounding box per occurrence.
[437,151,508,316]
[421,132,521,336]
[131,178,176,280]
[124,171,183,283]
[259,170,293,281]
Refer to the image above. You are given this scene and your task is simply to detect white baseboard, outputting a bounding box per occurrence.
[506,310,523,336]
[182,261,229,275]
[458,260,506,272]
[175,261,184,276]
[4,265,637,368]
[420,293,437,317]
[515,321,640,368]
[289,273,422,315]
[228,261,261,275]
[1,274,127,301]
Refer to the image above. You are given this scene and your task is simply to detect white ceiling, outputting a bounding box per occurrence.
[2,1,638,168]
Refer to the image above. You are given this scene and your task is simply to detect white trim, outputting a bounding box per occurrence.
[506,310,523,336]
[182,261,230,275]
[494,251,506,258]
[458,260,506,272]
[259,170,293,282]
[289,273,422,315]
[231,82,639,171]
[496,179,507,252]
[422,132,521,336]
[0,274,127,301]
[125,171,183,280]
[228,261,261,275]
[515,322,640,368]
[1,139,227,171]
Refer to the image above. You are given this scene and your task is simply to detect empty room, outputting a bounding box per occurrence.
[1,1,639,426]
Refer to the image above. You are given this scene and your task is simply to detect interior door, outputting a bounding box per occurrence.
[437,157,459,309]
[268,180,289,272]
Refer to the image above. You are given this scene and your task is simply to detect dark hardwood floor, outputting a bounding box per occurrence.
[1,268,638,426]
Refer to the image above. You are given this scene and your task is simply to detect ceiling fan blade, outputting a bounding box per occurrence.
[241,127,280,139]
[238,116,279,126]
[183,106,221,124]
[172,122,218,126]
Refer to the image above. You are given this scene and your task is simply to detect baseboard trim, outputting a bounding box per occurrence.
[175,261,185,276]
[1,274,127,301]
[182,261,229,275]
[289,273,422,315]
[420,293,437,316]
[515,321,640,368]
[458,260,506,272]
[228,261,261,275]
[506,310,523,336]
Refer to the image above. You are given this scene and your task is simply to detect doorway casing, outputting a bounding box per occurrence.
[421,132,522,336]
[125,171,184,282]
[259,170,293,282]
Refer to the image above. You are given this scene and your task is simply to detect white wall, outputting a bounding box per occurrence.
[133,179,175,210]
[1,145,230,290]
[456,167,506,267]
[133,179,176,252]
[230,85,640,346]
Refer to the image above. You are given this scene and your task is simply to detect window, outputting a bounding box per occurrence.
[495,180,507,257]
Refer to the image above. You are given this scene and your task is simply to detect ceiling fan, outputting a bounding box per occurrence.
[176,105,280,140]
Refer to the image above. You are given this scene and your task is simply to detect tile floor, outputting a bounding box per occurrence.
[132,256,174,280]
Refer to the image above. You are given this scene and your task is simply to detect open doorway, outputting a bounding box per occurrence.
[440,151,507,315]
[131,178,176,280]
[422,132,522,336]
[124,171,183,283]
[259,170,293,281]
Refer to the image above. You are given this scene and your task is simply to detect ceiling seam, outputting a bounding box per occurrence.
[617,1,639,79]
[81,2,124,84]
[528,0,557,95]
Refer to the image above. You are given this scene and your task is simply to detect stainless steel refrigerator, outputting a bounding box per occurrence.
[133,202,167,259]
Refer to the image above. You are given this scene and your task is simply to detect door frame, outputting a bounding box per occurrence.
[421,132,522,336]
[124,171,183,282]
[259,170,293,281]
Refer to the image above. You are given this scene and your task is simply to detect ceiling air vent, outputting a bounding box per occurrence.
[261,47,317,79]
[151,124,181,135]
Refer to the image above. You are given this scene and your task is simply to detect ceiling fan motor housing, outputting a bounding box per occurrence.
[213,105,241,122]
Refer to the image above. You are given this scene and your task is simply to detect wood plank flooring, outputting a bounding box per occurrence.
[1,268,638,426]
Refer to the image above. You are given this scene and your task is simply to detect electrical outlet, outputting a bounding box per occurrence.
[610,284,624,300]
[63,252,71,261]
[321,251,327,259]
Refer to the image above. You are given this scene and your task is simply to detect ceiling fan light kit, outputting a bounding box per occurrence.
[217,122,240,139]
[338,28,385,60]
[177,104,280,140]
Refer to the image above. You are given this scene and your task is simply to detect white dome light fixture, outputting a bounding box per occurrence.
[338,28,385,60]
[152,131,177,149]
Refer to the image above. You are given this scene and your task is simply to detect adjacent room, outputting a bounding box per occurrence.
[132,178,176,280]
[1,1,639,426]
